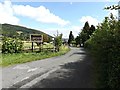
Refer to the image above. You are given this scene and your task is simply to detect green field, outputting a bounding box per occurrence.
[23,41,54,50]
[1,45,70,67]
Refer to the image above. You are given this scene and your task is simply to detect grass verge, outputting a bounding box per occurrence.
[1,46,70,67]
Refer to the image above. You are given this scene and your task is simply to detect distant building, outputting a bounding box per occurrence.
[118,1,120,20]
[62,38,68,45]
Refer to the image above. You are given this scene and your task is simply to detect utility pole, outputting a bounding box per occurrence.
[118,1,120,20]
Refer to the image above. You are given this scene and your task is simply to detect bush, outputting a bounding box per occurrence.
[2,37,23,53]
[85,14,120,88]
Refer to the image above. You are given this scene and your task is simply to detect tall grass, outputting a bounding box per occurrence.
[1,45,70,67]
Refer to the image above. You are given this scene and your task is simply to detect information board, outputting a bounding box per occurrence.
[30,34,43,42]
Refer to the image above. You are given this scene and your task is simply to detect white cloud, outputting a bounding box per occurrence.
[108,10,118,17]
[13,4,70,26]
[70,25,82,36]
[41,25,82,38]
[0,0,70,26]
[79,16,99,26]
[0,0,19,24]
[43,28,71,39]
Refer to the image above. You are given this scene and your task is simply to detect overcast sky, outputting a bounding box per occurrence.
[0,0,118,38]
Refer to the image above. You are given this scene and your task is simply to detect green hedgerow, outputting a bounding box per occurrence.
[2,37,23,53]
[85,14,120,88]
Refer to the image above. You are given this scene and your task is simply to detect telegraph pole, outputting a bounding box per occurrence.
[118,1,120,20]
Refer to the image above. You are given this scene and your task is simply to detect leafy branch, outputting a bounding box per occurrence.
[104,5,120,10]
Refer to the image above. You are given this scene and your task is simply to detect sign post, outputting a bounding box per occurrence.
[32,42,34,52]
[30,34,43,52]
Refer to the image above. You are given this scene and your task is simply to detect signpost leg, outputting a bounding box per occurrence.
[39,43,42,52]
[32,42,33,52]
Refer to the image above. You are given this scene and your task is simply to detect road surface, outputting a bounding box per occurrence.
[2,47,94,89]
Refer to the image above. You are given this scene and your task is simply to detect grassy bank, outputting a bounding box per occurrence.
[1,45,70,67]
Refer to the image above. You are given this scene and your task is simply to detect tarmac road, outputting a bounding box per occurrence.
[2,47,94,89]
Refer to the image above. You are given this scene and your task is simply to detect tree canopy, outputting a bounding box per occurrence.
[104,5,120,10]
[75,21,96,47]
[104,1,120,10]
[75,21,95,46]
[68,31,74,45]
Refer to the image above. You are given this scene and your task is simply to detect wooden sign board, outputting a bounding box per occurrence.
[30,34,43,42]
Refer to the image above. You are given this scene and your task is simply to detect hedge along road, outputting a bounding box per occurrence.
[2,47,94,89]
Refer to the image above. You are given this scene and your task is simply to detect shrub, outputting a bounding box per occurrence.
[2,37,23,53]
[85,14,120,88]
[54,34,62,52]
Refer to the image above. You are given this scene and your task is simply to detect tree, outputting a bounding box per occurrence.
[77,22,96,47]
[104,2,120,20]
[79,21,90,46]
[54,33,62,52]
[68,31,74,46]
[104,1,120,10]
[83,21,90,33]
[89,25,96,36]
[75,36,80,46]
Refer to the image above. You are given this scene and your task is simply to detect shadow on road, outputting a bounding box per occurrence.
[73,52,86,55]
[32,52,95,88]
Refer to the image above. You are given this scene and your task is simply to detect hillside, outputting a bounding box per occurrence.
[2,24,53,42]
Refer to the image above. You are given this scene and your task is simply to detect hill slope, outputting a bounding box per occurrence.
[2,24,53,42]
